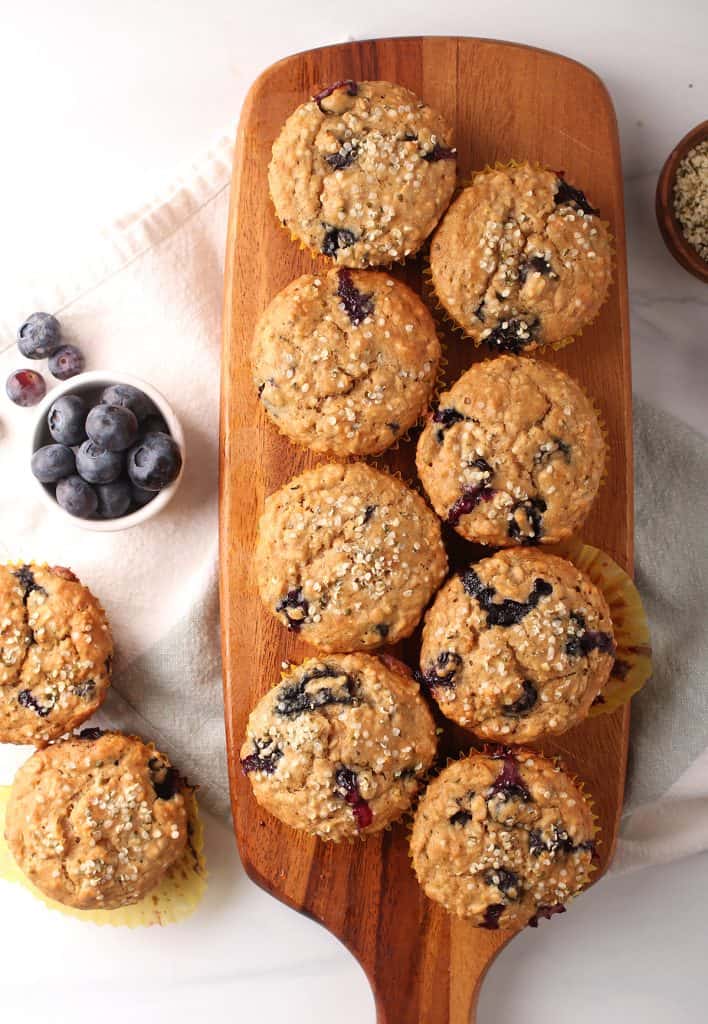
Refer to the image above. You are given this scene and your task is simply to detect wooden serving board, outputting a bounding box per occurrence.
[220,37,632,1024]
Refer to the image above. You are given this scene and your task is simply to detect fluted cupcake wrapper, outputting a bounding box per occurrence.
[0,782,207,927]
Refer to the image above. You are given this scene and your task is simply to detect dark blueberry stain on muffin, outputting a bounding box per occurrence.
[462,569,552,628]
[241,738,283,775]
[322,225,357,257]
[485,318,539,354]
[337,267,374,325]
[611,657,630,680]
[449,809,472,826]
[480,903,505,929]
[534,437,572,466]
[528,903,566,927]
[362,504,376,524]
[325,141,358,170]
[433,406,468,444]
[485,867,520,896]
[275,588,309,631]
[417,650,462,691]
[12,566,47,604]
[17,689,54,717]
[275,664,359,718]
[474,300,486,322]
[312,79,358,111]
[151,766,181,800]
[386,421,400,434]
[502,680,538,717]
[530,825,595,857]
[375,623,390,639]
[422,142,457,162]
[518,255,552,284]
[554,177,599,217]
[72,680,96,699]
[78,726,104,740]
[565,612,615,657]
[447,461,497,526]
[508,497,547,545]
[105,654,113,676]
[334,766,373,829]
[487,749,532,803]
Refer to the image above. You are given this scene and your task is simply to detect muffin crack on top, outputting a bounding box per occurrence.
[268,80,457,267]
[429,162,612,350]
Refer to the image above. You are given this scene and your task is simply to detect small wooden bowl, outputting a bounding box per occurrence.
[656,120,708,283]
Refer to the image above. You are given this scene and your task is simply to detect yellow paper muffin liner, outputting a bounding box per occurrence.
[0,783,207,927]
[425,159,615,355]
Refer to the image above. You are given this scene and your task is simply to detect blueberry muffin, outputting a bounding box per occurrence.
[255,462,447,650]
[241,653,436,840]
[4,731,189,910]
[429,163,612,350]
[419,550,615,743]
[410,747,596,927]
[252,268,440,456]
[0,564,113,744]
[416,356,605,546]
[269,79,456,267]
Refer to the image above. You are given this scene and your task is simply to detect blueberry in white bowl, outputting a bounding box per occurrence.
[31,370,185,531]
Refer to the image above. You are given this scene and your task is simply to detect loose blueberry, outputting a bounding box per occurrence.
[95,479,132,519]
[241,738,283,775]
[86,403,138,452]
[31,444,75,484]
[480,904,505,929]
[275,587,309,632]
[528,903,566,927]
[486,749,532,804]
[565,612,615,657]
[518,255,552,284]
[334,767,373,830]
[502,680,538,716]
[127,431,182,490]
[554,177,599,217]
[322,225,357,257]
[130,481,157,508]
[48,345,84,381]
[17,313,62,359]
[48,394,87,446]
[417,650,462,691]
[325,142,358,170]
[76,440,124,484]
[18,689,55,717]
[433,406,468,444]
[56,475,98,518]
[275,664,359,717]
[422,142,456,162]
[6,369,46,407]
[12,566,47,603]
[100,383,157,422]
[485,318,538,354]
[462,568,552,627]
[337,268,374,325]
[312,79,357,111]
[508,497,547,545]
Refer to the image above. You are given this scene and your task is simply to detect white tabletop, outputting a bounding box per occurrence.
[1,2,707,1022]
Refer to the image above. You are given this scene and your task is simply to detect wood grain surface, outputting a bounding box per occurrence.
[220,37,632,1024]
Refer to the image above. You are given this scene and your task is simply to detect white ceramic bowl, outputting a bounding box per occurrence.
[31,370,185,531]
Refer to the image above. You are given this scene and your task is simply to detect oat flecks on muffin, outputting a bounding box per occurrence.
[252,269,441,456]
[410,747,596,927]
[416,355,605,547]
[0,563,113,744]
[419,549,615,743]
[255,462,448,651]
[241,653,436,841]
[268,79,457,267]
[429,162,612,349]
[4,731,188,910]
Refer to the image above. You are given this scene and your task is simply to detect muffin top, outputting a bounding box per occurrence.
[0,563,113,744]
[4,731,188,910]
[252,268,440,456]
[269,79,456,267]
[410,747,596,927]
[416,355,605,546]
[241,653,437,841]
[255,461,447,651]
[419,549,615,743]
[429,162,612,349]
